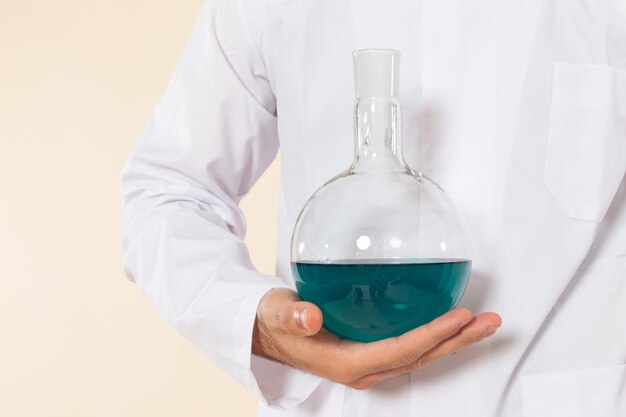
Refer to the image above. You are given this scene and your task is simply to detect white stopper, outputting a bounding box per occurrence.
[352,49,400,98]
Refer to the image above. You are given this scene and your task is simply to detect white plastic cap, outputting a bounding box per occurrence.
[352,49,400,98]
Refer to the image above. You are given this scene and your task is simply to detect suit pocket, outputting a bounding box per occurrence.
[544,63,626,222]
[521,365,626,417]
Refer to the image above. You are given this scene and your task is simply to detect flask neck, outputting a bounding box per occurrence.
[351,97,408,173]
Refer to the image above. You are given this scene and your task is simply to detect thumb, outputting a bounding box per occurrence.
[279,301,324,336]
[259,288,323,336]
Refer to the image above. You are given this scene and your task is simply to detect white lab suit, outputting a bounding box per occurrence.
[120,0,626,415]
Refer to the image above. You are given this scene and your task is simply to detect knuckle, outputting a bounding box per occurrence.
[390,338,418,367]
[421,322,436,339]
[273,309,283,328]
[415,354,431,370]
[398,352,418,367]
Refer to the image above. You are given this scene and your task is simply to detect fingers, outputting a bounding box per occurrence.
[414,312,501,368]
[346,308,474,376]
[258,288,323,337]
[347,312,502,389]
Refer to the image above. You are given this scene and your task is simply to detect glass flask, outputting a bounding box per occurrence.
[290,49,472,343]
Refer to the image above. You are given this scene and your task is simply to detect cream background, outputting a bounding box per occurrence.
[0,1,281,416]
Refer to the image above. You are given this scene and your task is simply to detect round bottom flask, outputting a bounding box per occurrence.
[290,49,472,342]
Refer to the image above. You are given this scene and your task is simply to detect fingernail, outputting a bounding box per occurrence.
[296,307,309,331]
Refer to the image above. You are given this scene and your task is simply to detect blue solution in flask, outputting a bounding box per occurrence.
[292,258,471,342]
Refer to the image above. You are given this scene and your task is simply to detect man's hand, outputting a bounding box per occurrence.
[252,288,502,390]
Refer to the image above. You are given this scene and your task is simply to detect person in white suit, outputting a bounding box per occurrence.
[120,0,626,415]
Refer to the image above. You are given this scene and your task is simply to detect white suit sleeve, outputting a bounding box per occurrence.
[120,0,323,408]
